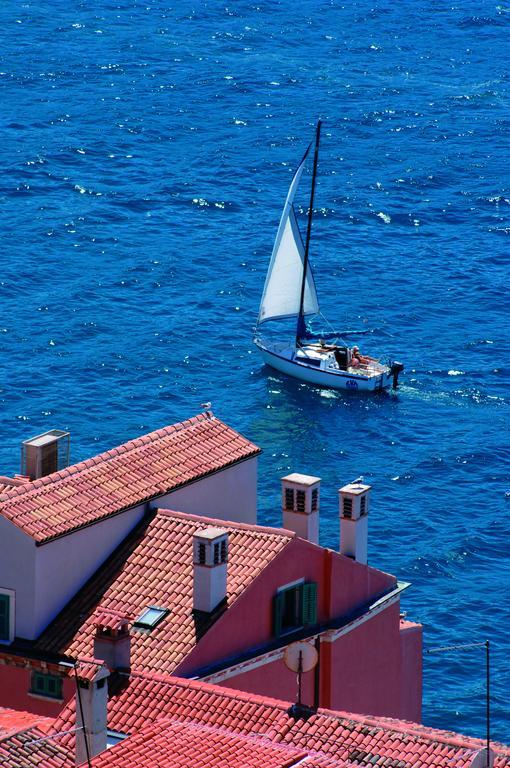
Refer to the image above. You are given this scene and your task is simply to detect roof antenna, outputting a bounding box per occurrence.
[284,641,318,720]
[427,640,492,768]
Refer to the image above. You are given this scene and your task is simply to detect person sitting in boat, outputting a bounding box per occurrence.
[350,345,376,368]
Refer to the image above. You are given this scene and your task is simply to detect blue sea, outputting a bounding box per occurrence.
[1,0,508,743]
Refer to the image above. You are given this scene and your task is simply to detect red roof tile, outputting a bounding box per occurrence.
[0,414,260,543]
[0,707,53,740]
[51,672,510,768]
[33,510,292,674]
[0,727,72,768]
[90,718,307,768]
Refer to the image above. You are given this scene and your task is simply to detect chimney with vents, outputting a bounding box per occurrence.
[75,662,109,766]
[281,473,321,544]
[21,429,70,480]
[339,481,371,564]
[93,611,131,671]
[193,527,228,614]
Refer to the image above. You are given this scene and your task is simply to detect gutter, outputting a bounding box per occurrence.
[190,581,410,684]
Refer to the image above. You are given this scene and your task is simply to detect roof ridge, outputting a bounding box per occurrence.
[315,705,510,754]
[124,670,293,711]
[0,413,214,502]
[155,508,294,539]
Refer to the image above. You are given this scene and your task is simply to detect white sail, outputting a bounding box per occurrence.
[257,148,320,325]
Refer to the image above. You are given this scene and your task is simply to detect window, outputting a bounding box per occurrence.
[0,594,10,642]
[133,606,169,631]
[31,672,63,700]
[273,582,317,637]
[0,591,14,644]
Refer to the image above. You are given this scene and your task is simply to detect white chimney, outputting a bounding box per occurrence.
[193,527,228,614]
[75,662,109,765]
[339,482,371,564]
[93,611,131,671]
[21,429,70,479]
[281,473,320,544]
[470,749,494,768]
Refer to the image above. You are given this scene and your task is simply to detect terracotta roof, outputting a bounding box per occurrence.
[0,475,30,494]
[33,510,292,674]
[0,413,260,543]
[89,718,307,768]
[0,708,68,768]
[51,673,510,768]
[0,707,53,740]
[0,726,72,768]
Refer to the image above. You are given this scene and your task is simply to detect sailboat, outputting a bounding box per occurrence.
[253,121,404,393]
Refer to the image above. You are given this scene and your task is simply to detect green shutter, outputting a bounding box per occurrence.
[301,582,317,626]
[31,672,63,699]
[273,591,285,636]
[0,595,10,641]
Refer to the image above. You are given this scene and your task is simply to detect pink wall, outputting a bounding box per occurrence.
[178,538,325,676]
[327,603,402,716]
[214,603,421,722]
[0,662,74,716]
[180,538,399,678]
[218,657,316,710]
[399,619,422,722]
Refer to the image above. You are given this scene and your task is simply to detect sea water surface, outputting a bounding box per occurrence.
[1,0,509,743]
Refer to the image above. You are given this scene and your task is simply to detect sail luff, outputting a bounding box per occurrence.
[257,141,320,327]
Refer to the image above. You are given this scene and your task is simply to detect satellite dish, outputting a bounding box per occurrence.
[284,641,318,673]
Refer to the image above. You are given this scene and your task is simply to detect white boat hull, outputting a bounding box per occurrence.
[255,341,396,392]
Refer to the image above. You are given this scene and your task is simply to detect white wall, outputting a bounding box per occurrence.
[33,504,145,639]
[156,458,258,524]
[0,517,36,640]
[0,457,257,642]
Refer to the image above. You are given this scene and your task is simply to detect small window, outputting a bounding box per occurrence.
[285,488,294,510]
[133,606,169,631]
[31,672,63,700]
[273,582,317,637]
[0,594,10,642]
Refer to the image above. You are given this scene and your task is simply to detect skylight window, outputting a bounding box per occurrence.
[133,606,169,631]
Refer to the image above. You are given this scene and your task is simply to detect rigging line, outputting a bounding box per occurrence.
[74,661,93,768]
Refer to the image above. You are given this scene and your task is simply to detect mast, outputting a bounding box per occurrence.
[296,119,322,343]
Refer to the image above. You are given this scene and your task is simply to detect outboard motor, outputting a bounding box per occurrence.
[390,361,404,389]
[334,347,350,371]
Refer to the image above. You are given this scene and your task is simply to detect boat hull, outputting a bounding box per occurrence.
[255,342,393,392]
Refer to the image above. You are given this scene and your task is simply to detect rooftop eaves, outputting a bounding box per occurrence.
[0,413,260,544]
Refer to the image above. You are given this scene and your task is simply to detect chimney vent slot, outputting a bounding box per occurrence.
[296,490,306,512]
[285,488,294,510]
[343,498,353,518]
[311,488,318,512]
[198,543,206,565]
